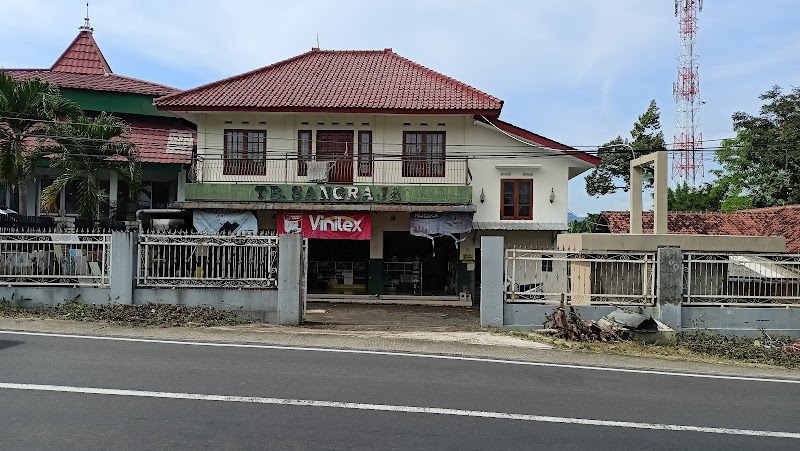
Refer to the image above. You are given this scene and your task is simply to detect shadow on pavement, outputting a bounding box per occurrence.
[303,302,479,332]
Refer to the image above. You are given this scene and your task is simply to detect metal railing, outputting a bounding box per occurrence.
[0,232,111,287]
[504,248,657,305]
[683,252,800,304]
[137,232,279,289]
[190,156,471,185]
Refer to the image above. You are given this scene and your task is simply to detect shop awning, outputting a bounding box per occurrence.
[472,221,567,231]
[172,201,477,213]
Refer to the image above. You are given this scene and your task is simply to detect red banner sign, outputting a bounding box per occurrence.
[277,212,371,240]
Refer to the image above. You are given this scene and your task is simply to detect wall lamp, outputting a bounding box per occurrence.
[549,188,556,204]
[480,188,486,203]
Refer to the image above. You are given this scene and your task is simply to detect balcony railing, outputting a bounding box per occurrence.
[190,156,471,186]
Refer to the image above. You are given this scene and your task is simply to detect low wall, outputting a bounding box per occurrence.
[0,287,281,323]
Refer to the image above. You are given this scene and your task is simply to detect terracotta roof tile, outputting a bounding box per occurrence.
[154,49,503,113]
[125,121,195,164]
[5,69,178,97]
[2,29,179,97]
[598,208,800,252]
[50,30,112,75]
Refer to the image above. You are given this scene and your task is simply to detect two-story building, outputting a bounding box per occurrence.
[3,18,194,221]
[155,48,598,300]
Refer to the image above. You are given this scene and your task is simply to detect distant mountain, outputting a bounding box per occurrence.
[568,212,585,222]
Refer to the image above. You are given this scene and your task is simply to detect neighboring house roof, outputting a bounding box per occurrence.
[50,28,112,75]
[5,69,178,97]
[125,121,194,164]
[3,28,179,97]
[154,48,503,114]
[597,207,800,252]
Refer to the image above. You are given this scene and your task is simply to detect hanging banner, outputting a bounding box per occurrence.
[410,212,474,237]
[278,212,371,240]
[193,210,258,234]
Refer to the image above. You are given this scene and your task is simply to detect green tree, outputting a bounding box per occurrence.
[585,100,667,196]
[35,113,141,220]
[568,213,600,233]
[713,86,800,209]
[0,73,79,215]
[667,181,726,211]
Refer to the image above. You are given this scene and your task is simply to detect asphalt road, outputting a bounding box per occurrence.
[1,331,799,450]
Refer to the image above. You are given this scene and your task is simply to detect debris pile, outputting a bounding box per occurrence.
[545,301,676,344]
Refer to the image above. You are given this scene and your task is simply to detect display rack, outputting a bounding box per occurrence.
[383,261,421,295]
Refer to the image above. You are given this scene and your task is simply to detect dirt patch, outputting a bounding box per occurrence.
[303,302,479,331]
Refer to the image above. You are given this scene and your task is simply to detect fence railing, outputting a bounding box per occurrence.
[683,252,800,304]
[0,232,111,287]
[137,232,279,289]
[190,156,471,186]
[504,249,656,305]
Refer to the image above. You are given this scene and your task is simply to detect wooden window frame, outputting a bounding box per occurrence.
[402,131,446,177]
[501,179,533,220]
[358,131,373,177]
[297,130,312,176]
[223,129,266,176]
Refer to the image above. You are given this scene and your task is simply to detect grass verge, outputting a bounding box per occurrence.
[0,299,257,328]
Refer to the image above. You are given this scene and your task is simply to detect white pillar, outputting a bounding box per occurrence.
[653,151,668,234]
[109,172,119,218]
[630,167,643,234]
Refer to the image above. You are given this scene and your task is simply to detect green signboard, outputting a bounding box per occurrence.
[185,183,473,205]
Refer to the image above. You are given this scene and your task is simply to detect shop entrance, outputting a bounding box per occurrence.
[383,232,460,296]
[307,238,369,295]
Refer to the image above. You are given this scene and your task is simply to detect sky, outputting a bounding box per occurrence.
[2,0,799,216]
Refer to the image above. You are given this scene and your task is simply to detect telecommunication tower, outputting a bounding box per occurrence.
[673,0,703,182]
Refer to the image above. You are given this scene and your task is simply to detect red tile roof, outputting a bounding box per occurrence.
[154,49,503,113]
[5,69,178,97]
[598,207,800,252]
[50,30,111,75]
[3,29,178,97]
[125,121,194,164]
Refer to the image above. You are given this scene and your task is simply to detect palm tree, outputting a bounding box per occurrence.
[0,72,80,215]
[36,112,142,220]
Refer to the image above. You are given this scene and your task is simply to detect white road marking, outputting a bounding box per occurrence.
[1,329,799,384]
[1,382,798,439]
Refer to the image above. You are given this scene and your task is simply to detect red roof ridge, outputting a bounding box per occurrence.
[50,30,112,75]
[155,49,318,104]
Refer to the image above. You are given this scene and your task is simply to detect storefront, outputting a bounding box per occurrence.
[180,182,477,299]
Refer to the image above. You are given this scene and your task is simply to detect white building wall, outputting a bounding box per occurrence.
[186,111,586,226]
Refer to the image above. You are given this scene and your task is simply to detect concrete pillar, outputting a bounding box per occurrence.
[177,169,186,202]
[656,246,683,329]
[277,234,302,325]
[109,172,119,218]
[480,236,504,328]
[110,231,137,304]
[653,151,668,234]
[630,167,643,234]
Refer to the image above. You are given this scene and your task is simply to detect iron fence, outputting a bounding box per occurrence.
[137,232,279,289]
[504,248,656,305]
[0,231,111,287]
[683,252,800,304]
[190,156,471,185]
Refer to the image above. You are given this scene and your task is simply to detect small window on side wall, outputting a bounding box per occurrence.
[501,179,533,220]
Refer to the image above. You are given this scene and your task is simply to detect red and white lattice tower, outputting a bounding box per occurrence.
[673,0,704,183]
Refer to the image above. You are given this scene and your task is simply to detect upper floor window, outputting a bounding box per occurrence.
[403,132,445,177]
[297,130,312,176]
[358,131,372,176]
[501,179,533,220]
[224,130,266,176]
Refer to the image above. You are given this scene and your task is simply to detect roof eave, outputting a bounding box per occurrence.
[153,105,503,116]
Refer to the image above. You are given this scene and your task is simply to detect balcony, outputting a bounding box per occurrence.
[190,156,471,186]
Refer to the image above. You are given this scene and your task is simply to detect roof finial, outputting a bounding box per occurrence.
[79,2,93,32]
